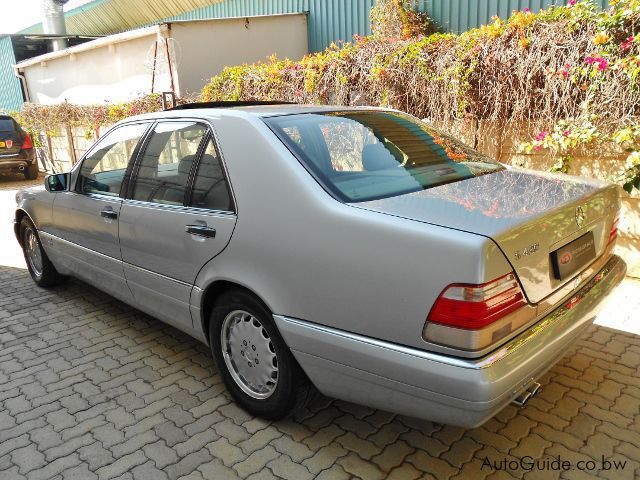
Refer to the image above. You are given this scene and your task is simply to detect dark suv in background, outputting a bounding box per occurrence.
[0,115,38,180]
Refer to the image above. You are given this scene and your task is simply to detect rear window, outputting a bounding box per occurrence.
[0,118,16,132]
[265,111,504,202]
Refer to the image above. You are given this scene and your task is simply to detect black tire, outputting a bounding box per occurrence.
[19,217,67,288]
[24,163,39,180]
[209,289,311,420]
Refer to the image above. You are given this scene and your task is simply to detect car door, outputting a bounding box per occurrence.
[48,122,150,302]
[118,120,236,331]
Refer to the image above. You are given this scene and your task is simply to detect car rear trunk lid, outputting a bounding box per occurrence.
[354,168,620,303]
[0,118,23,155]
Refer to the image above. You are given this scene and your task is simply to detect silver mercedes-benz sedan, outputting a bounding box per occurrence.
[14,103,625,427]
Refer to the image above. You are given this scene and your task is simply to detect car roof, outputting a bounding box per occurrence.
[219,104,367,117]
[124,104,391,123]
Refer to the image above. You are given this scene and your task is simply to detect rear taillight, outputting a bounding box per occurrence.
[427,273,526,330]
[21,134,33,150]
[608,213,620,245]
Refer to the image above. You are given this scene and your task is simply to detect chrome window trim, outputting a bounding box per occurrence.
[121,197,237,218]
[81,192,124,203]
[54,190,124,204]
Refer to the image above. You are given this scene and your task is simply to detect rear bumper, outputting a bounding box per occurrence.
[274,255,626,427]
[0,151,35,171]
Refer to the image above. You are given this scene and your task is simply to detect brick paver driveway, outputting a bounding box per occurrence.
[1,174,639,480]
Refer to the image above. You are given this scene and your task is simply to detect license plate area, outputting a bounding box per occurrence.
[551,231,596,280]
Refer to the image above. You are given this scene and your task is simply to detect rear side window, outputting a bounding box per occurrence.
[266,111,504,202]
[77,123,148,197]
[190,138,232,211]
[131,122,207,205]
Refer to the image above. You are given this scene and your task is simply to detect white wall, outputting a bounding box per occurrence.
[21,31,172,105]
[18,14,308,105]
[171,14,308,95]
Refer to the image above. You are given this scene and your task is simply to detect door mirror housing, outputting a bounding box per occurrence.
[44,173,70,192]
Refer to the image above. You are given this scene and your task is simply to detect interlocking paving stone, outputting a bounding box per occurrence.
[0,176,639,479]
[10,443,46,474]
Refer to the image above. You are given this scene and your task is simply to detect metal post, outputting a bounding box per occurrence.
[164,38,175,94]
[150,40,158,93]
[65,124,77,166]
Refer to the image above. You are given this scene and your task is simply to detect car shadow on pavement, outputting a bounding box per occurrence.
[0,172,44,191]
[0,264,639,479]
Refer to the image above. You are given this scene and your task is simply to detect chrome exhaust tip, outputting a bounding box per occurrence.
[18,164,25,171]
[511,382,541,408]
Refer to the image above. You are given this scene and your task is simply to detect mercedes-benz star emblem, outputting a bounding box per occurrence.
[575,206,586,228]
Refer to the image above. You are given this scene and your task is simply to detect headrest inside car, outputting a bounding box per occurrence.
[178,155,195,175]
[362,143,400,171]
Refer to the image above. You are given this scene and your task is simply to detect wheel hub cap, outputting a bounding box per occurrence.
[221,310,278,399]
[25,229,43,276]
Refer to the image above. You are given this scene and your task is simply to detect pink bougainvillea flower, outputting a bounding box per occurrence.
[585,56,608,70]
[524,7,531,13]
[563,130,571,136]
[621,36,634,52]
[568,0,577,5]
[534,145,542,151]
[535,131,549,141]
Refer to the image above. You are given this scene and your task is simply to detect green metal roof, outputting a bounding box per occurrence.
[18,0,610,52]
[0,37,23,112]
[20,0,225,35]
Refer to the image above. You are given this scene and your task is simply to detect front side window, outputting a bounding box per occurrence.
[77,123,148,196]
[131,122,207,205]
[266,111,504,202]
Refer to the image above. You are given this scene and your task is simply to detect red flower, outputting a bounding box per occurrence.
[585,56,608,70]
[621,36,634,52]
[535,131,549,141]
[568,0,577,6]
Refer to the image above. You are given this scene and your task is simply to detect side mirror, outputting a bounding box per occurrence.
[44,173,69,192]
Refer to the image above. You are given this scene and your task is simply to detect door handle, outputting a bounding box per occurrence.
[100,208,118,220]
[185,225,216,238]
